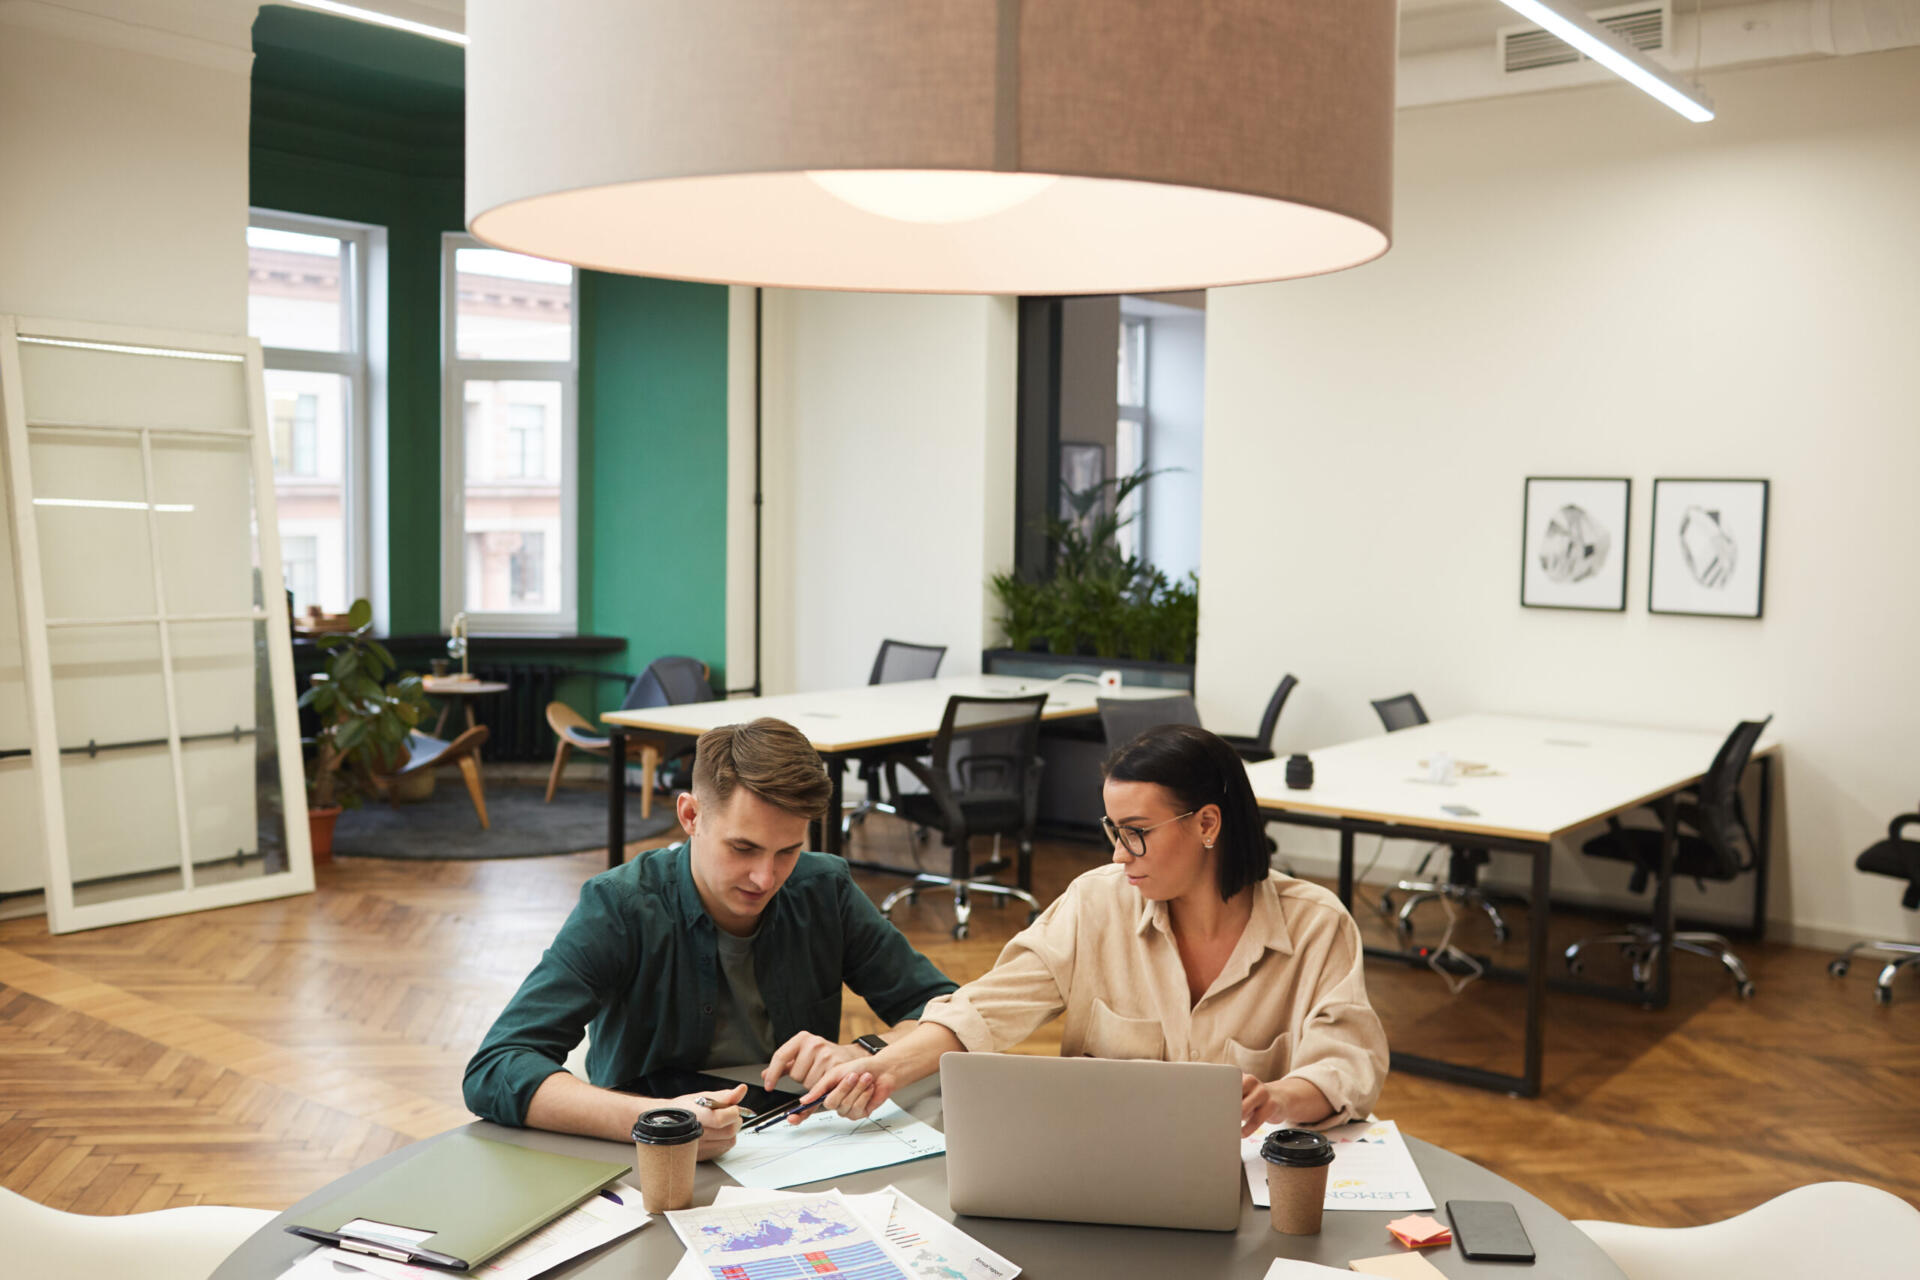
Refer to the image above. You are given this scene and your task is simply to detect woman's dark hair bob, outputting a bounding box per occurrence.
[1103,723,1269,901]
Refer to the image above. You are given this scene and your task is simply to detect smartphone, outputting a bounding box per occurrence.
[628,1069,801,1119]
[1447,1199,1536,1263]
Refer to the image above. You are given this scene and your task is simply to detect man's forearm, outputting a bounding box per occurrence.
[523,1070,658,1142]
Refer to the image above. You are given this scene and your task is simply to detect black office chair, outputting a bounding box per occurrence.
[1827,808,1920,1004]
[604,654,715,796]
[1097,694,1202,752]
[1370,692,1520,944]
[1220,675,1299,764]
[876,694,1046,940]
[1564,717,1772,1000]
[842,640,948,839]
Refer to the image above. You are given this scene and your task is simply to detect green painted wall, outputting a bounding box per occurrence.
[579,273,731,691]
[249,6,733,697]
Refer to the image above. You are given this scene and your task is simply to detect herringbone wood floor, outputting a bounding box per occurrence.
[2,800,1916,1228]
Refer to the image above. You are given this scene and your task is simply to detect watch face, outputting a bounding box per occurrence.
[856,1034,887,1054]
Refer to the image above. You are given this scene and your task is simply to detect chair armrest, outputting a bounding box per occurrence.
[890,755,967,837]
[1890,813,1920,842]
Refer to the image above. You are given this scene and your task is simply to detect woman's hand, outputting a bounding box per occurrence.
[671,1083,747,1159]
[1240,1074,1280,1137]
[762,1031,865,1093]
[792,1052,903,1123]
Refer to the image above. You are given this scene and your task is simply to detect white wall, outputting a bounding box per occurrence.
[0,0,256,902]
[758,290,1017,695]
[1199,48,1920,947]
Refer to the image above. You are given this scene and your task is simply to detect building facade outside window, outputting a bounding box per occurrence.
[441,236,577,631]
[247,211,376,618]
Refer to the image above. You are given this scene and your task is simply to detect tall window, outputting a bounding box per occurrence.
[1115,314,1149,562]
[247,211,373,618]
[442,236,576,631]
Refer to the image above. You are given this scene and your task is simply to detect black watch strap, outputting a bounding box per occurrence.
[854,1033,888,1055]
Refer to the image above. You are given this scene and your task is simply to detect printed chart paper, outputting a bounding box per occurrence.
[665,1188,896,1280]
[1241,1119,1435,1212]
[715,1099,946,1189]
[878,1184,1020,1280]
[668,1191,912,1280]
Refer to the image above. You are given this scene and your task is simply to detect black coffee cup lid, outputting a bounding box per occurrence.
[631,1107,702,1144]
[1261,1127,1335,1167]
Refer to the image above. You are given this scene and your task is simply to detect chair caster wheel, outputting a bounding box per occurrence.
[1026,910,1039,925]
[1828,959,1849,978]
[952,923,969,941]
[1875,986,1893,1006]
[1566,957,1585,977]
[1492,925,1511,944]
[1378,894,1396,915]
[1736,981,1756,1000]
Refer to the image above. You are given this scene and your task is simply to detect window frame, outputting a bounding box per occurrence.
[1116,314,1149,561]
[438,232,579,635]
[248,207,374,616]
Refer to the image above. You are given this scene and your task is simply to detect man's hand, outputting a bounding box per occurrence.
[1240,1074,1280,1137]
[763,1032,866,1094]
[669,1083,747,1159]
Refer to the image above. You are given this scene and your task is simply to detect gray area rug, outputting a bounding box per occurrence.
[331,781,679,860]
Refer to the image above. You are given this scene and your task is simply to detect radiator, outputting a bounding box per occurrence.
[470,662,568,762]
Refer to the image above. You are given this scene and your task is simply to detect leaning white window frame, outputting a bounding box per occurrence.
[248,208,376,616]
[1115,314,1149,562]
[438,233,579,634]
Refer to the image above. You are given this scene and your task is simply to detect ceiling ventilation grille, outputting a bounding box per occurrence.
[1501,3,1669,74]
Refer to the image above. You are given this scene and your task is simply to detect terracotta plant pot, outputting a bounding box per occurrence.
[308,804,342,864]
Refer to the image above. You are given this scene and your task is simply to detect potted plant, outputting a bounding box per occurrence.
[298,599,432,862]
[989,466,1200,663]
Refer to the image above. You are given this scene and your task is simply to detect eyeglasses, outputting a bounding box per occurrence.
[1101,810,1198,859]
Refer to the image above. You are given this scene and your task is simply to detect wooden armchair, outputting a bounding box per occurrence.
[382,725,492,829]
[545,702,663,817]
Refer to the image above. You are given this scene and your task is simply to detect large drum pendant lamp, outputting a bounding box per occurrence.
[465,0,1398,295]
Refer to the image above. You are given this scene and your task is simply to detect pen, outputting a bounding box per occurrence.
[744,1097,823,1132]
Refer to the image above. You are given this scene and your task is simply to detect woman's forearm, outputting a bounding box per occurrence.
[873,1020,965,1089]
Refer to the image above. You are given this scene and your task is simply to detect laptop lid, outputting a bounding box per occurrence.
[941,1053,1244,1232]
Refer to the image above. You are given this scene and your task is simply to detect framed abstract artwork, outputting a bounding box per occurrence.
[1648,478,1770,618]
[1521,477,1630,611]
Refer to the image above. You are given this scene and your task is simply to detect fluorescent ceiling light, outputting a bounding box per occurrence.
[289,1,467,46]
[34,498,195,513]
[1498,0,1714,122]
[19,336,243,363]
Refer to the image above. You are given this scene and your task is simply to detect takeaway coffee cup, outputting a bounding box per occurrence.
[1260,1128,1335,1235]
[631,1107,702,1212]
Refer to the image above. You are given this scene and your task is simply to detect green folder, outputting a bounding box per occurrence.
[286,1130,631,1270]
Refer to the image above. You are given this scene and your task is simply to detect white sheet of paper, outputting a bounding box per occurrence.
[668,1190,913,1279]
[665,1186,896,1280]
[1241,1119,1436,1212]
[1263,1260,1357,1279]
[878,1184,1022,1280]
[714,1098,946,1189]
[309,1184,651,1280]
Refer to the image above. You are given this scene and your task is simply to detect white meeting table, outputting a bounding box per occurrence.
[601,675,1176,868]
[1245,713,1779,1098]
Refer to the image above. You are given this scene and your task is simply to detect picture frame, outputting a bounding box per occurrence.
[1648,478,1770,619]
[1520,477,1631,611]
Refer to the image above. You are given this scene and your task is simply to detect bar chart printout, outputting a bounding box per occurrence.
[668,1192,912,1280]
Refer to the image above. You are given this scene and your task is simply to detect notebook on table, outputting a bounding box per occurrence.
[286,1129,630,1270]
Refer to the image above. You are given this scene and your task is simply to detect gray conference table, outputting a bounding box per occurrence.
[214,1067,1623,1279]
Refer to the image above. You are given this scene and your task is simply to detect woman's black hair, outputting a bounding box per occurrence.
[1102,723,1268,902]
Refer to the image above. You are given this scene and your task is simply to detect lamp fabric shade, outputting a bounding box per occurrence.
[466,0,1397,294]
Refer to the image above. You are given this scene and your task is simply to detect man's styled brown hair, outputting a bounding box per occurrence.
[691,718,832,820]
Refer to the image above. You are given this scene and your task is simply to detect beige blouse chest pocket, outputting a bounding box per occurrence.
[1224,1029,1294,1080]
[1082,998,1168,1060]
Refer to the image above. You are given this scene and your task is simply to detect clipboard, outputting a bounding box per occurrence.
[285,1130,630,1270]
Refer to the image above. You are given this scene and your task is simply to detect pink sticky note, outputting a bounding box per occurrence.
[1385,1214,1452,1247]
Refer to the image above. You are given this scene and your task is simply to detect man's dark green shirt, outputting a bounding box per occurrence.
[462,842,957,1126]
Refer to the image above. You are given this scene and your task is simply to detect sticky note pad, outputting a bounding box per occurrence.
[1385,1213,1452,1248]
[1349,1253,1450,1280]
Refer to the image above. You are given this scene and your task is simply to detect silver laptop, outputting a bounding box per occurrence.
[941,1052,1243,1232]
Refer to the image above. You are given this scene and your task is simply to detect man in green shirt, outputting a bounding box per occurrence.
[463,717,957,1158]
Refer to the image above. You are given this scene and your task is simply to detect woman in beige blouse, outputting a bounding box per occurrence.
[775,723,1389,1135]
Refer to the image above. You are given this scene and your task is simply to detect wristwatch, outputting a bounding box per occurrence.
[854,1034,888,1055]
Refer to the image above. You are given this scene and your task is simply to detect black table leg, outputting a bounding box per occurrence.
[1650,797,1678,1008]
[607,728,627,870]
[823,755,845,857]
[1337,827,1356,909]
[1522,838,1551,1097]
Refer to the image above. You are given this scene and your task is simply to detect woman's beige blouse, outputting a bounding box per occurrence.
[919,865,1388,1124]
